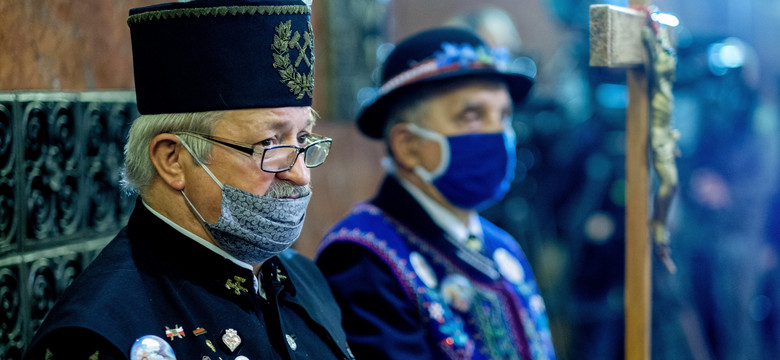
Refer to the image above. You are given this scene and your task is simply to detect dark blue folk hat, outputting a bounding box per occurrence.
[128,0,314,115]
[357,27,534,139]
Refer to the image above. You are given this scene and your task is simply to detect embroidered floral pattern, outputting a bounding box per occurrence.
[326,203,556,359]
[434,43,510,71]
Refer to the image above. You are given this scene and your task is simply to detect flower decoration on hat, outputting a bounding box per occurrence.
[378,43,512,96]
[355,27,534,139]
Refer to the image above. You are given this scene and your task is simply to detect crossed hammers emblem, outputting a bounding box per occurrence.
[289,31,313,68]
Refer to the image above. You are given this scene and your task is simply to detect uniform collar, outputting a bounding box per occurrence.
[142,200,261,296]
[127,200,298,305]
[396,177,483,244]
[371,176,499,280]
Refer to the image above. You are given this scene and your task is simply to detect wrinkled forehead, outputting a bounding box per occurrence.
[215,107,315,133]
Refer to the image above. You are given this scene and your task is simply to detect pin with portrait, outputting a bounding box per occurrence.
[130,335,176,360]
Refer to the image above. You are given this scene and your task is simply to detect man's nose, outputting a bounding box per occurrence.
[276,152,310,185]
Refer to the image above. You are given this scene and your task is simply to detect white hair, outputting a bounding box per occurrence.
[120,111,226,195]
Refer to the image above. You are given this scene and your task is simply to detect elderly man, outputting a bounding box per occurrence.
[316,28,556,359]
[24,1,353,359]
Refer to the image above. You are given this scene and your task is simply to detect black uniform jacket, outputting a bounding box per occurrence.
[24,200,353,360]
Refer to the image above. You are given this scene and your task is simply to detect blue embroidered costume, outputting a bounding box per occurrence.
[317,176,555,360]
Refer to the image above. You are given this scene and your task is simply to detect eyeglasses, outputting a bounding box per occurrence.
[177,132,332,173]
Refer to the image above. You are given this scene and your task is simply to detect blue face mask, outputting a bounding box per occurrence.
[408,122,516,210]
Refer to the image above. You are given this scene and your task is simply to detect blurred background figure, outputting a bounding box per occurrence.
[661,35,780,360]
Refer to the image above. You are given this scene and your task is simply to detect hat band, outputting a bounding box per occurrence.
[377,59,496,96]
[127,4,309,25]
[377,43,511,96]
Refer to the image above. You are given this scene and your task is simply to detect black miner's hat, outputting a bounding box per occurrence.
[128,0,315,115]
[357,27,534,139]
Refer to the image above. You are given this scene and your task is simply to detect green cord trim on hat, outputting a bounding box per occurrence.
[127,5,310,25]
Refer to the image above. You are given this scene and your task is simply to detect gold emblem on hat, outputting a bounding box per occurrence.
[272,20,315,100]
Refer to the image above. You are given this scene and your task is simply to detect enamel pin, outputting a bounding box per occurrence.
[221,328,242,353]
[165,325,185,340]
[205,339,216,352]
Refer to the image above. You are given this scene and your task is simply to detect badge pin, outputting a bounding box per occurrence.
[165,325,185,340]
[410,251,438,288]
[465,234,482,252]
[130,335,176,360]
[286,334,297,351]
[205,339,216,352]
[193,327,207,336]
[276,268,288,283]
[221,328,243,353]
[440,274,475,312]
[493,248,525,285]
[225,276,249,295]
[427,302,445,322]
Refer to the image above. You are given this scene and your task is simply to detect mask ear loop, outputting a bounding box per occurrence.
[502,118,517,152]
[178,135,224,188]
[406,123,450,182]
[176,135,223,224]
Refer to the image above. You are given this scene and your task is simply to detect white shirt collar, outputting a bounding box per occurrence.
[396,176,482,243]
[142,200,262,296]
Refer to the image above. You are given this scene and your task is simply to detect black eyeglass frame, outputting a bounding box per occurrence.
[176,131,332,173]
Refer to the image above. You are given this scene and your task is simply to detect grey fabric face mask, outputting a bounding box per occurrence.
[178,136,311,264]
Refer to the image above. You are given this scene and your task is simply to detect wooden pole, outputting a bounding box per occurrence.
[589,1,652,358]
[625,1,651,358]
[625,64,651,360]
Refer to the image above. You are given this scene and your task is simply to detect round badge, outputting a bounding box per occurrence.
[493,248,525,285]
[530,294,546,314]
[410,251,438,288]
[130,335,176,360]
[440,274,475,312]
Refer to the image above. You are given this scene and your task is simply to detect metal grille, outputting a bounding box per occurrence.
[0,91,138,359]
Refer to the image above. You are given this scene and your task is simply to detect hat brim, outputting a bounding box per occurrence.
[356,68,533,139]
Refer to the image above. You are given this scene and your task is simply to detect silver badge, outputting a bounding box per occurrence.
[493,248,525,285]
[410,251,438,288]
[222,328,242,353]
[286,334,298,351]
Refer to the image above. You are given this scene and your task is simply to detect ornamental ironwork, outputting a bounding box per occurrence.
[0,91,138,359]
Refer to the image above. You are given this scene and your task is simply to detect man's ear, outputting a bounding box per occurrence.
[388,123,421,170]
[149,133,186,190]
